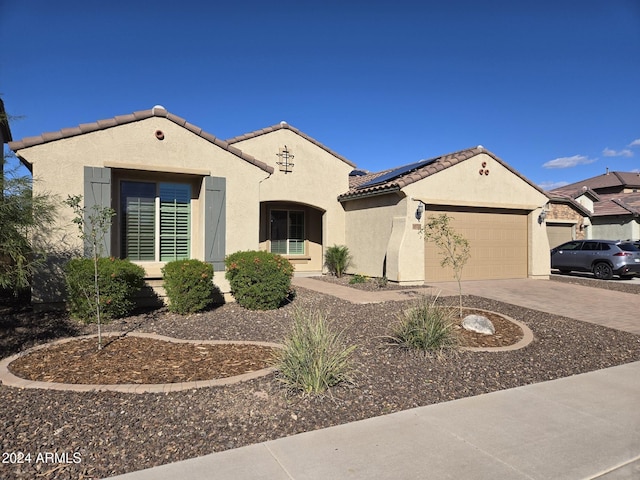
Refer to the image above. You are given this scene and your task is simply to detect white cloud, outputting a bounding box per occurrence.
[542,155,597,169]
[629,139,640,147]
[603,147,633,157]
[538,181,569,191]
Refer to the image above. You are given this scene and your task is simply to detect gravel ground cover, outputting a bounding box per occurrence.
[1,283,639,479]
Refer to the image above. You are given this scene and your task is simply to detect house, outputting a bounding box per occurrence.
[338,147,550,282]
[547,171,640,246]
[9,107,550,308]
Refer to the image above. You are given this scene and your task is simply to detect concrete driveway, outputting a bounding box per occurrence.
[427,278,640,335]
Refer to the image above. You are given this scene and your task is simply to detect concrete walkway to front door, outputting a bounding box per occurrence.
[426,278,640,335]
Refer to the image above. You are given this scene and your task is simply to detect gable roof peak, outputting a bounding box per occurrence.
[226,122,356,168]
[8,107,274,174]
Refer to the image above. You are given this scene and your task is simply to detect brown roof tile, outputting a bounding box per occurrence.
[9,107,274,174]
[339,146,544,201]
[550,171,640,196]
[226,122,356,168]
[594,193,640,217]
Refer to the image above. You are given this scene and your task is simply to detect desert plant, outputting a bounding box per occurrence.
[65,257,145,323]
[389,295,459,353]
[0,156,57,296]
[421,214,470,317]
[225,250,294,310]
[272,307,357,395]
[162,259,215,314]
[64,194,116,349]
[349,273,367,284]
[324,244,352,278]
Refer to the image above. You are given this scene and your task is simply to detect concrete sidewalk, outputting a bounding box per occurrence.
[108,277,640,480]
[109,361,640,480]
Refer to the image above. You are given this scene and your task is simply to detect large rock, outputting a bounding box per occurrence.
[462,314,495,335]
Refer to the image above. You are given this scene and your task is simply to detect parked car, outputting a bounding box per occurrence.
[550,240,640,280]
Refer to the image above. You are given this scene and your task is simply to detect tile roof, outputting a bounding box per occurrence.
[8,106,274,174]
[593,193,640,217]
[226,121,356,168]
[544,192,594,217]
[550,171,640,196]
[338,146,546,201]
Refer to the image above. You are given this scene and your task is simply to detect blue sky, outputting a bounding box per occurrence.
[2,0,639,190]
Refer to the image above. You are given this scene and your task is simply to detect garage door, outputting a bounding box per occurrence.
[546,223,573,249]
[424,209,528,281]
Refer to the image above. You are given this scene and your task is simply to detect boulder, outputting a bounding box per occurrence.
[462,314,495,335]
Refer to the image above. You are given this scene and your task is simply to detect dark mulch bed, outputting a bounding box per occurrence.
[1,286,639,479]
[315,273,419,291]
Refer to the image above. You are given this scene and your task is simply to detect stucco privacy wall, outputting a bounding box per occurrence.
[15,116,269,303]
[229,127,353,272]
[343,193,407,279]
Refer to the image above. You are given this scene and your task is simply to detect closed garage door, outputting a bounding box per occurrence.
[546,223,573,249]
[424,209,528,281]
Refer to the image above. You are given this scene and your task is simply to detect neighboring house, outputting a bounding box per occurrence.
[547,171,640,246]
[9,107,550,308]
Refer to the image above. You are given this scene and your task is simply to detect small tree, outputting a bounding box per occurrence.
[64,194,115,349]
[421,214,470,317]
[0,157,57,297]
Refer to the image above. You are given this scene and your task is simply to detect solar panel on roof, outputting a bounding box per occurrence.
[358,158,437,189]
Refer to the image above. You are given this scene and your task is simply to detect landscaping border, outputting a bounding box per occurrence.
[0,333,282,394]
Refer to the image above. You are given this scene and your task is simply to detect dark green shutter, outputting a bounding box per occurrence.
[83,166,112,257]
[204,176,226,270]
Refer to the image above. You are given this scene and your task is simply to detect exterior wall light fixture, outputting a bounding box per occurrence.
[537,209,547,224]
[415,202,424,220]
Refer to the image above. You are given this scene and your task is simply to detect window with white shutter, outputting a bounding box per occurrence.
[121,181,191,261]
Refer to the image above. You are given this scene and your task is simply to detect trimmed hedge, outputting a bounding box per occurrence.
[65,257,145,323]
[162,259,215,314]
[225,250,294,310]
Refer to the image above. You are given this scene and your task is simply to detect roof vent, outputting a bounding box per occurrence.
[152,105,166,114]
[477,145,484,151]
[280,121,288,126]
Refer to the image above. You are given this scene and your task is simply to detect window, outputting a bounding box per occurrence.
[121,181,191,261]
[270,210,304,255]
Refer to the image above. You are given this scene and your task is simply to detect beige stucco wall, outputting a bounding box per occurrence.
[16,117,269,303]
[230,127,353,272]
[343,193,407,279]
[344,152,551,283]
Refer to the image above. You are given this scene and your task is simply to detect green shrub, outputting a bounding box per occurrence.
[65,257,145,323]
[349,273,367,284]
[324,244,352,278]
[272,307,356,395]
[389,295,459,353]
[162,259,215,314]
[225,250,294,310]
